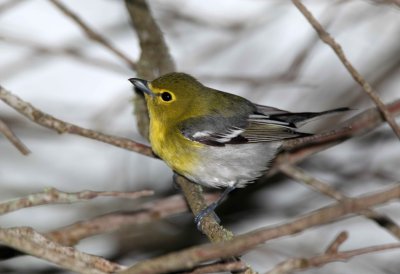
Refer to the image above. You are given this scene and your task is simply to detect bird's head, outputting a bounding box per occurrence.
[129,73,205,122]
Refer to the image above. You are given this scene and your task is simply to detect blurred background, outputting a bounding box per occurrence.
[0,0,400,273]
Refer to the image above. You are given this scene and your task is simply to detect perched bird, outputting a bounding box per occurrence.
[129,73,347,226]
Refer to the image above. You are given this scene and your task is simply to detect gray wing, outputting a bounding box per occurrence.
[179,111,306,147]
[179,104,349,146]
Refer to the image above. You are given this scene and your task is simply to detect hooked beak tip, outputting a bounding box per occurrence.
[128,78,153,96]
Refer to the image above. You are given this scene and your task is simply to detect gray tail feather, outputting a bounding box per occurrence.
[269,107,351,128]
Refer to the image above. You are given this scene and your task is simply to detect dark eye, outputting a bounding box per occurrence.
[161,92,172,102]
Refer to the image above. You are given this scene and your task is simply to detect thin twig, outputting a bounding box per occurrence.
[184,261,247,274]
[46,194,217,246]
[0,118,30,155]
[49,0,137,70]
[121,183,400,274]
[0,227,125,274]
[0,194,218,261]
[279,164,400,239]
[325,231,348,254]
[0,85,154,157]
[0,187,153,215]
[292,0,400,140]
[266,242,400,274]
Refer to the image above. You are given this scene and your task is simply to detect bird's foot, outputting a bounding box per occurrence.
[194,202,221,231]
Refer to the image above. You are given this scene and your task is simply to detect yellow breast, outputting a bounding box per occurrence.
[149,119,202,176]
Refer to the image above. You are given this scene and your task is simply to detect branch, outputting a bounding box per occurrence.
[292,0,400,140]
[279,164,400,239]
[0,85,154,157]
[0,187,153,216]
[121,183,400,274]
[0,227,124,274]
[266,233,400,274]
[46,194,217,246]
[0,194,218,261]
[49,0,137,70]
[184,261,246,274]
[125,0,175,138]
[0,118,30,155]
[325,231,348,255]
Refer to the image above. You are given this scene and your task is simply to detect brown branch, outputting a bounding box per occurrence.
[46,194,217,246]
[0,85,154,157]
[292,0,400,140]
[184,261,247,274]
[0,187,153,215]
[0,118,30,155]
[49,0,137,70]
[174,176,234,242]
[325,231,348,255]
[279,164,400,239]
[0,227,125,274]
[0,193,218,261]
[121,183,400,274]
[125,0,175,138]
[266,241,400,274]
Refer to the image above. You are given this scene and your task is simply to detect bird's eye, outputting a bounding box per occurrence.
[161,92,172,102]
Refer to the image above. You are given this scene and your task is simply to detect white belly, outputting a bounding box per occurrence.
[181,142,281,188]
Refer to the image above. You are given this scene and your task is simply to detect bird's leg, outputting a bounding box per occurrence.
[172,172,181,190]
[194,186,235,229]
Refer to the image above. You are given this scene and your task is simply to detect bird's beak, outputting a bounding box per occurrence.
[128,78,154,97]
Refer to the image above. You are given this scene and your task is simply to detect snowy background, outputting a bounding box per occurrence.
[0,0,400,273]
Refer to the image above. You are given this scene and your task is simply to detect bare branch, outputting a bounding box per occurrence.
[184,261,247,274]
[265,241,400,274]
[0,85,154,157]
[292,0,400,140]
[325,231,348,254]
[0,227,125,274]
[45,194,217,246]
[279,164,400,239]
[0,118,30,155]
[0,187,153,215]
[125,0,175,138]
[49,0,137,70]
[174,175,234,242]
[121,183,400,274]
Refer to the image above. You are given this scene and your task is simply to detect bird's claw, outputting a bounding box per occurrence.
[194,202,221,231]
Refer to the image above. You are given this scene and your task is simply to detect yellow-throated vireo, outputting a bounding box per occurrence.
[129,73,347,227]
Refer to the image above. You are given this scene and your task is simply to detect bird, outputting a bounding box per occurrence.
[129,72,347,227]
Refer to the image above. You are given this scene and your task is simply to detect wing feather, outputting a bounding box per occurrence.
[178,104,347,146]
